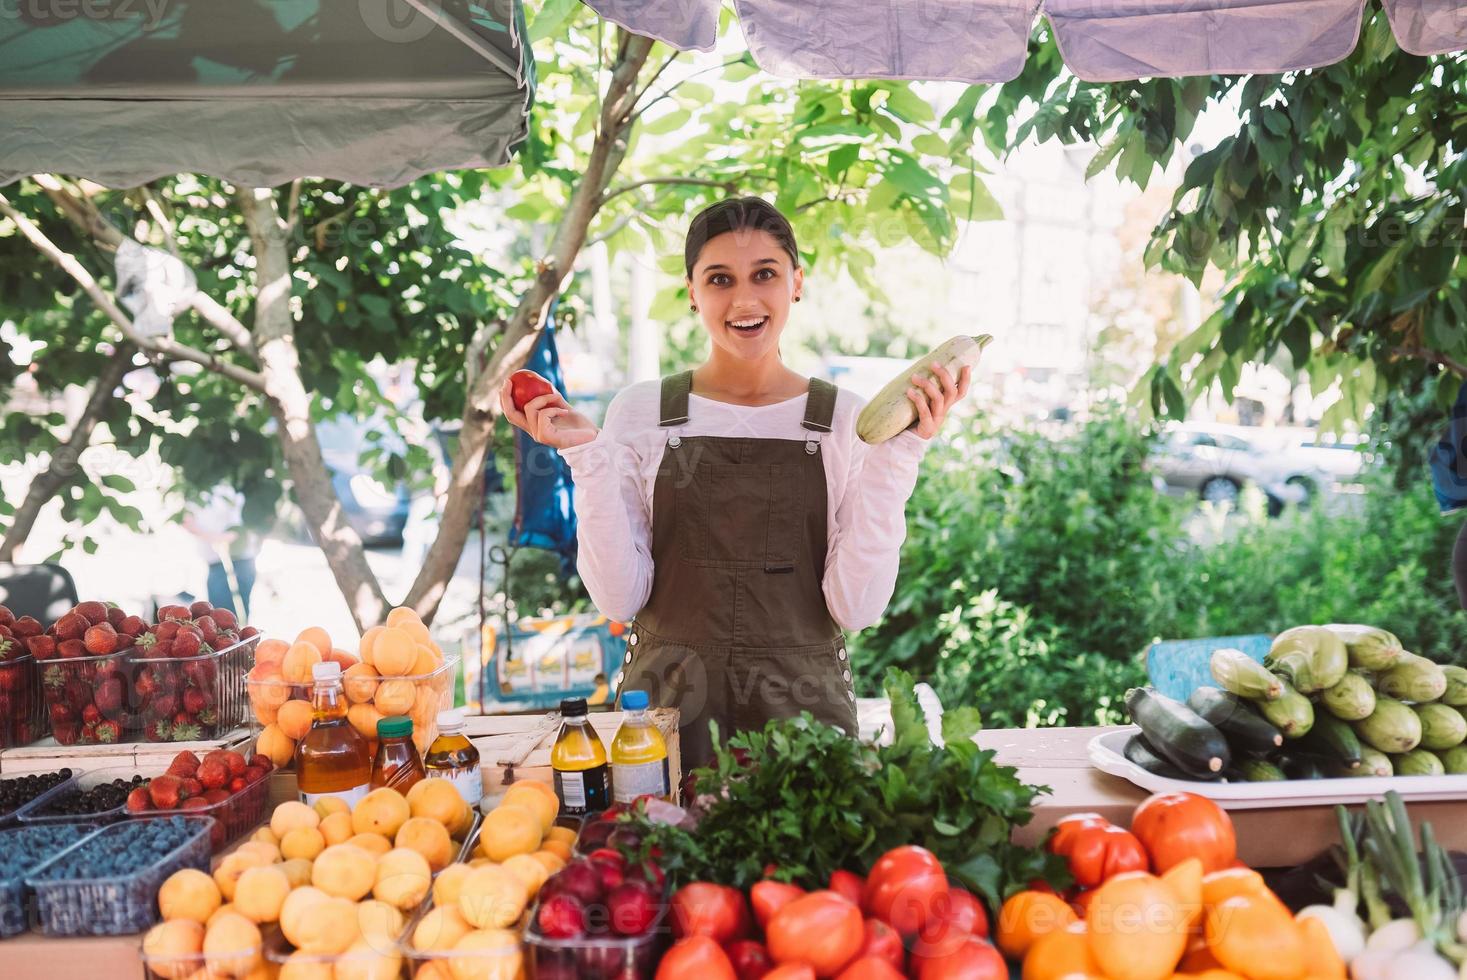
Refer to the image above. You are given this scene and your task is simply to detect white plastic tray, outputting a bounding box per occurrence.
[1088,726,1467,810]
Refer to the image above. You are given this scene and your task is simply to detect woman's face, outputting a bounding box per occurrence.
[686,229,803,363]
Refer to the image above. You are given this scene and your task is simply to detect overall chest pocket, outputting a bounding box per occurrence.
[678,462,803,569]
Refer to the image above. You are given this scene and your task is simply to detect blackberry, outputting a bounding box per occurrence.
[0,769,73,817]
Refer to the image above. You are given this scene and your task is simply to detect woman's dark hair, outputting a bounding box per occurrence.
[684,197,800,278]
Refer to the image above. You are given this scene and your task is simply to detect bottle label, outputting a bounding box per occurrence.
[301,782,369,809]
[612,758,669,803]
[449,765,482,807]
[554,763,609,815]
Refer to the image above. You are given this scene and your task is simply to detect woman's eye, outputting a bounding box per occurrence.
[755,269,775,281]
[709,274,730,286]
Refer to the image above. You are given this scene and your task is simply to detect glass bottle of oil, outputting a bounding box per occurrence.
[550,697,609,816]
[425,708,482,810]
[295,661,371,807]
[609,690,670,803]
[371,716,425,793]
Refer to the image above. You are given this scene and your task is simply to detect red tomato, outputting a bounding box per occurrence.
[656,935,739,980]
[856,918,904,970]
[726,939,776,980]
[1048,820,1149,888]
[1047,812,1110,852]
[862,845,950,938]
[765,966,817,980]
[752,880,807,930]
[509,369,555,411]
[1131,792,1237,873]
[829,870,865,906]
[672,883,751,944]
[912,936,1007,980]
[914,886,989,957]
[766,891,865,978]
[835,957,905,980]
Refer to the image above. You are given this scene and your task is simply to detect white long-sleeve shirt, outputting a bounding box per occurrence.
[557,381,929,632]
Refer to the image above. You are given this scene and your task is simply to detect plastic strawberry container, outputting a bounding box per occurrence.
[129,771,271,854]
[522,893,668,980]
[129,632,259,742]
[26,815,213,936]
[0,822,97,937]
[0,653,46,748]
[36,648,132,745]
[16,765,144,825]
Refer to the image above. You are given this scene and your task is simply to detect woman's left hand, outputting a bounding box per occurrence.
[907,363,972,439]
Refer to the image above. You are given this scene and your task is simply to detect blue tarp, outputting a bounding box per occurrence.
[510,303,578,575]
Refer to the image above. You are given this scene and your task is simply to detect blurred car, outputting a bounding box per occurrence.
[1151,423,1324,513]
[1267,428,1372,492]
[315,415,412,546]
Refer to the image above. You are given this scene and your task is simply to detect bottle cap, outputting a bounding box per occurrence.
[436,707,465,732]
[377,716,413,738]
[560,697,588,717]
[311,661,342,682]
[620,690,649,711]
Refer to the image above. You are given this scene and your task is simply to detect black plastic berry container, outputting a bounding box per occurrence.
[25,815,212,936]
[15,766,142,825]
[0,822,97,937]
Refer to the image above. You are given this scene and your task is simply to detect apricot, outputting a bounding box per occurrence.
[234,840,281,865]
[253,638,289,672]
[352,787,411,838]
[313,795,350,818]
[433,862,473,908]
[413,904,474,953]
[284,893,358,955]
[295,627,332,658]
[280,826,326,862]
[538,838,572,862]
[270,800,321,840]
[359,625,386,667]
[411,644,440,676]
[256,724,295,769]
[320,811,355,847]
[343,663,379,704]
[373,847,432,910]
[332,937,401,980]
[142,919,205,979]
[385,607,421,629]
[233,865,291,924]
[458,865,529,930]
[279,858,314,889]
[159,868,222,924]
[277,952,334,980]
[406,777,464,828]
[354,899,406,944]
[327,647,359,668]
[275,699,314,740]
[248,665,289,711]
[371,628,416,677]
[502,853,550,897]
[281,641,323,685]
[479,804,542,862]
[372,678,415,716]
[202,910,261,977]
[501,783,556,834]
[213,851,268,902]
[347,702,383,740]
[528,850,566,877]
[250,826,280,848]
[396,816,455,871]
[347,832,393,858]
[448,928,522,980]
[312,844,377,901]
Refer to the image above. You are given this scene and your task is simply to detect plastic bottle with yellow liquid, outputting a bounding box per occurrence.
[550,697,609,816]
[295,661,372,807]
[609,690,670,803]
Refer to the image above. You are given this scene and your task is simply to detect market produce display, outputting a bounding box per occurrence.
[247,606,455,763]
[0,604,45,747]
[131,601,260,742]
[123,750,275,851]
[24,769,146,820]
[1125,623,1467,782]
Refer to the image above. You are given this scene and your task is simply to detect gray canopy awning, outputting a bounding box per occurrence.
[0,0,534,188]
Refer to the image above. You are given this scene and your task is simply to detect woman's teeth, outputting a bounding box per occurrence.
[728,317,768,332]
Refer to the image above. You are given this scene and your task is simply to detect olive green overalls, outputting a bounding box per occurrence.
[618,371,859,771]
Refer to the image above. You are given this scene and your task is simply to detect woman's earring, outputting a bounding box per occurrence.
[794,296,802,303]
[690,305,698,312]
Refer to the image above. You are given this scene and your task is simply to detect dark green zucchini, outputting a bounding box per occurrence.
[1237,757,1288,781]
[1298,713,1363,769]
[1280,753,1330,780]
[1125,687,1231,777]
[1123,733,1195,780]
[1187,687,1285,753]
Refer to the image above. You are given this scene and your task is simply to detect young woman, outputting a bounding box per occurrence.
[501,197,971,768]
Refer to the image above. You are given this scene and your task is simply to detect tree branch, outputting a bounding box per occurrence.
[286,178,304,235]
[584,211,638,249]
[600,176,736,208]
[0,191,268,393]
[1391,346,1467,378]
[632,55,749,122]
[140,187,181,258]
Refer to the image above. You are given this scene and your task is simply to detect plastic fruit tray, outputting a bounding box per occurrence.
[0,822,97,938]
[522,886,669,980]
[261,905,413,976]
[401,897,523,977]
[127,633,259,742]
[25,815,213,936]
[15,766,142,825]
[37,648,131,746]
[0,654,46,749]
[132,772,271,854]
[0,769,76,828]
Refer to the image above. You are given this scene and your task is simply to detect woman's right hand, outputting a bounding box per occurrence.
[499,376,600,449]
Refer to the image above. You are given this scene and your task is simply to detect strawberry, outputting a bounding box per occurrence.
[197,757,229,790]
[83,622,119,655]
[148,774,183,809]
[212,609,239,631]
[149,692,178,718]
[75,601,108,625]
[167,751,201,777]
[12,616,42,638]
[26,635,57,660]
[209,635,235,652]
[189,600,213,618]
[201,788,230,805]
[0,605,11,627]
[248,753,274,772]
[194,616,219,641]
[49,701,76,724]
[184,659,217,690]
[106,606,126,628]
[94,719,121,743]
[196,707,218,730]
[179,777,202,798]
[173,631,202,659]
[83,703,102,725]
[220,750,248,778]
[229,776,246,793]
[144,720,171,741]
[155,621,180,642]
[171,717,202,742]
[180,796,211,812]
[53,721,80,745]
[94,676,125,715]
[126,786,152,812]
[54,612,87,642]
[58,639,86,659]
[158,604,190,621]
[182,687,207,714]
[118,615,146,637]
[238,625,258,640]
[82,721,97,741]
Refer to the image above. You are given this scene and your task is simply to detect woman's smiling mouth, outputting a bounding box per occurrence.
[727,316,769,334]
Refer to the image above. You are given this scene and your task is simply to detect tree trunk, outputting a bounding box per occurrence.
[237,188,389,632]
[402,31,656,623]
[0,344,136,562]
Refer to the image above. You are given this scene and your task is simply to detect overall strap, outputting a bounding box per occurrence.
[659,371,693,427]
[802,378,837,433]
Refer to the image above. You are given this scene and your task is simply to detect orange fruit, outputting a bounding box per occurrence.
[159,868,222,924]
[1087,871,1188,980]
[502,783,557,833]
[347,702,383,740]
[1201,867,1267,908]
[396,816,455,871]
[1162,856,1205,931]
[997,890,1079,960]
[1023,920,1097,980]
[233,865,291,924]
[353,787,411,837]
[434,863,474,908]
[143,919,205,979]
[413,904,474,953]
[479,803,542,862]
[311,844,376,900]
[319,811,355,848]
[539,838,572,862]
[281,641,322,684]
[343,663,379,703]
[372,628,416,676]
[280,827,326,862]
[359,625,386,667]
[412,644,440,676]
[458,865,530,929]
[295,626,332,658]
[275,699,314,740]
[348,832,393,858]
[1204,893,1306,980]
[201,910,262,977]
[373,678,415,715]
[270,801,321,839]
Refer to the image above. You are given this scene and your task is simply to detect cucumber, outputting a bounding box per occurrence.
[1125,687,1231,777]
[856,335,993,444]
[1298,714,1363,769]
[1255,679,1315,738]
[1210,648,1284,701]
[1237,758,1287,782]
[1187,687,1284,753]
[1280,753,1330,780]
[1122,733,1195,780]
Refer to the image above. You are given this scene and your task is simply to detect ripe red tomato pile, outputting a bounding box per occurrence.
[655,845,1002,980]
